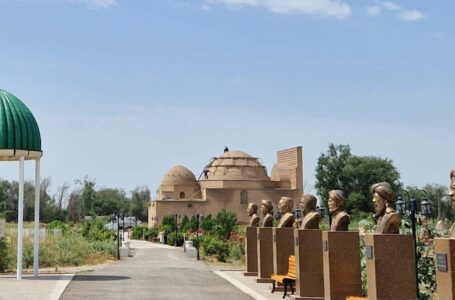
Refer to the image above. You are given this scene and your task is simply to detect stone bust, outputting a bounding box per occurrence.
[372,182,401,234]
[260,200,274,227]
[277,197,295,228]
[299,194,321,230]
[247,203,260,227]
[449,169,455,237]
[328,190,350,231]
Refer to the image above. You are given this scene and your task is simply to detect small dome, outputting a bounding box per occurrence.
[205,150,269,181]
[0,89,42,161]
[161,165,198,186]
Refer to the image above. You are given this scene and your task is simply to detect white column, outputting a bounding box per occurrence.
[33,159,40,277]
[17,156,24,280]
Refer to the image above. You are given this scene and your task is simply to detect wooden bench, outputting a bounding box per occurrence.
[271,255,296,299]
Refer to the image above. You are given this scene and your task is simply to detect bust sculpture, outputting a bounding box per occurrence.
[247,203,260,227]
[372,182,401,234]
[299,194,321,229]
[277,197,295,228]
[328,190,350,231]
[449,169,455,237]
[260,200,274,227]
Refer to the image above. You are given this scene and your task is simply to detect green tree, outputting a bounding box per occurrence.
[404,184,451,220]
[93,188,129,216]
[315,143,401,216]
[130,186,150,222]
[213,209,237,240]
[77,177,96,217]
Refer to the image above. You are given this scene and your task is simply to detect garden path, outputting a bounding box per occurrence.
[59,240,253,300]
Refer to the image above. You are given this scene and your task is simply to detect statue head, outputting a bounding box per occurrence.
[261,200,273,216]
[247,203,258,217]
[300,194,317,215]
[278,197,293,214]
[371,182,395,217]
[449,169,455,210]
[328,190,346,214]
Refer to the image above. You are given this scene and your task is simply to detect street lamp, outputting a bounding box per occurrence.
[317,205,326,219]
[173,213,181,247]
[396,189,431,299]
[112,214,120,260]
[192,213,203,260]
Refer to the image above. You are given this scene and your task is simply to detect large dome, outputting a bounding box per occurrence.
[0,89,42,161]
[205,150,270,181]
[161,165,198,186]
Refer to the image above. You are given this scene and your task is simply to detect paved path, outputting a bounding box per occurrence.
[60,240,253,300]
[0,274,73,300]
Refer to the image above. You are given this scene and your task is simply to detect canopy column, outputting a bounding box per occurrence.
[17,156,24,280]
[33,158,41,277]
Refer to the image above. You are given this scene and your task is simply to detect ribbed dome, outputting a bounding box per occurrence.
[161,165,198,186]
[0,89,42,161]
[205,150,269,181]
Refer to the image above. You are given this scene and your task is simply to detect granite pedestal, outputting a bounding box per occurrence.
[289,229,324,300]
[322,231,362,300]
[244,226,258,276]
[365,234,417,300]
[435,238,455,300]
[273,228,295,275]
[257,227,274,283]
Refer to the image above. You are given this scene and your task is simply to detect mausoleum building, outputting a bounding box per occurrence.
[148,147,303,227]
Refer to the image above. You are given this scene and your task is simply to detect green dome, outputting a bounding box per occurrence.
[0,89,42,160]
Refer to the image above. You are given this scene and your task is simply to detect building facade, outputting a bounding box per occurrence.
[148,146,303,227]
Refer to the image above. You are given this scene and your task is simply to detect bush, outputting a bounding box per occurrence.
[0,237,11,272]
[82,220,114,242]
[202,235,229,262]
[167,232,184,247]
[200,215,214,232]
[46,220,67,233]
[131,226,159,241]
[213,209,237,240]
[227,239,244,262]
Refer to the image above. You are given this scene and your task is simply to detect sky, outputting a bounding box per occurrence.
[0,0,454,198]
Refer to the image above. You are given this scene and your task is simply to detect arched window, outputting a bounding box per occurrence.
[179,192,185,199]
[240,191,248,204]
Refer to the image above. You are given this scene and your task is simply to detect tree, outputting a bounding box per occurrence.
[93,188,129,216]
[405,184,452,220]
[130,186,150,222]
[76,176,96,216]
[315,143,401,216]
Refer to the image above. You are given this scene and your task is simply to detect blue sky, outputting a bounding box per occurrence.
[0,0,454,197]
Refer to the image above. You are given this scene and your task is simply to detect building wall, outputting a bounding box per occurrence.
[148,146,304,227]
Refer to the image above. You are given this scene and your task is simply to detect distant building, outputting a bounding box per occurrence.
[148,147,303,227]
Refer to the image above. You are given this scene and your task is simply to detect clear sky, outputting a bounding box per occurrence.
[0,0,454,197]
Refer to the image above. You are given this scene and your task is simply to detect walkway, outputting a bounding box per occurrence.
[59,240,253,300]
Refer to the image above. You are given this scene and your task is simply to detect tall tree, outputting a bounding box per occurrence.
[130,186,150,221]
[315,143,401,216]
[93,188,129,216]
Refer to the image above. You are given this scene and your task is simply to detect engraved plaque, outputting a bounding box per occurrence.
[436,253,448,272]
[295,236,299,246]
[366,246,374,260]
[322,240,328,251]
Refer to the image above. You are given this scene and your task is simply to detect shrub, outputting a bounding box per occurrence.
[0,237,11,272]
[82,220,113,242]
[46,220,67,233]
[167,232,184,246]
[227,239,244,262]
[202,235,229,262]
[213,209,237,240]
[200,215,214,232]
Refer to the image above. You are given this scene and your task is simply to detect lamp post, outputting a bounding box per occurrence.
[192,213,203,260]
[396,189,431,299]
[113,214,120,260]
[173,213,181,247]
[317,205,326,219]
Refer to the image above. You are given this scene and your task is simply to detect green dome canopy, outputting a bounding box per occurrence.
[0,89,42,161]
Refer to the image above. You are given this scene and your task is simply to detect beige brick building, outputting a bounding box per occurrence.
[148,146,303,227]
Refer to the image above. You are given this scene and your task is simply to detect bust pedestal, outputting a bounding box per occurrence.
[243,226,258,276]
[257,227,274,283]
[364,234,416,300]
[273,228,295,275]
[322,231,362,300]
[289,229,324,300]
[435,238,455,300]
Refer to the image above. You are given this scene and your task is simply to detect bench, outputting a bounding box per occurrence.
[271,255,296,299]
